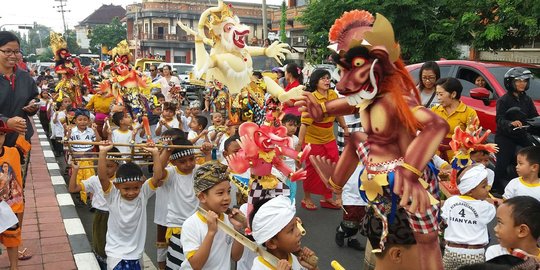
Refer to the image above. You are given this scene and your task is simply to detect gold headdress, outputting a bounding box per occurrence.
[50,32,67,61]
[109,40,131,57]
[205,2,234,41]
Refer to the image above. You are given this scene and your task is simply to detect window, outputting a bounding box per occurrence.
[456,67,494,98]
[408,65,453,85]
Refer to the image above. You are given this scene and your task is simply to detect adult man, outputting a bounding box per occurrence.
[0,31,39,147]
[149,64,161,83]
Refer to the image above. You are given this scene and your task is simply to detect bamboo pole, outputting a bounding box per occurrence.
[79,162,154,169]
[73,157,146,162]
[65,141,202,149]
[70,152,153,156]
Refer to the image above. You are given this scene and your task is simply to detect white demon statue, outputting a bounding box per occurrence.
[178,0,300,102]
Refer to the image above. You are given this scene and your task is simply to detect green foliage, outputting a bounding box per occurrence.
[89,17,127,54]
[300,0,539,64]
[280,1,287,42]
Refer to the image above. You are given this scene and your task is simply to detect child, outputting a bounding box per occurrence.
[68,108,102,204]
[108,111,135,154]
[155,102,180,137]
[207,112,225,145]
[68,147,121,269]
[281,114,300,200]
[38,89,52,136]
[153,129,186,269]
[485,196,540,260]
[180,161,245,269]
[0,120,31,270]
[188,115,209,164]
[222,134,250,206]
[154,138,203,269]
[335,163,367,251]
[147,93,165,143]
[470,150,495,189]
[441,164,496,269]
[97,141,163,270]
[217,120,239,163]
[179,100,201,133]
[50,98,70,157]
[250,196,318,270]
[503,146,540,201]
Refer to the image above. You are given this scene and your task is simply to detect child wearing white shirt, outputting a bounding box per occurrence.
[69,147,120,268]
[156,102,180,137]
[97,141,163,270]
[180,162,245,270]
[108,112,135,154]
[187,115,209,164]
[250,196,318,270]
[503,146,540,201]
[441,164,496,269]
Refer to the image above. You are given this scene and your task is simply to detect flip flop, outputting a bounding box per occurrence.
[18,248,32,260]
[320,199,341,210]
[301,200,318,211]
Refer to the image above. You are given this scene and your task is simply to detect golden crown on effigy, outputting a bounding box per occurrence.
[205,3,235,41]
[50,32,67,61]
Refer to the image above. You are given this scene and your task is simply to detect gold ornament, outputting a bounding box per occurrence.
[50,32,67,61]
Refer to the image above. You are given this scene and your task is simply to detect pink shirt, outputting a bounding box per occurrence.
[282,80,301,116]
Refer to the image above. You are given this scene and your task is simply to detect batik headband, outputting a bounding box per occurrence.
[113,175,143,183]
[169,149,195,161]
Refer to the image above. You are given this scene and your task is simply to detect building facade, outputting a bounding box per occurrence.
[75,4,126,52]
[125,0,278,65]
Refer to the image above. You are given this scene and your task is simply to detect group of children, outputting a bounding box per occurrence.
[438,146,540,269]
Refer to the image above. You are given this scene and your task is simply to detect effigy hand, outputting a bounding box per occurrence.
[309,155,338,192]
[295,92,324,122]
[225,152,250,174]
[237,135,258,158]
[394,166,431,215]
[278,85,305,103]
[298,144,312,163]
[289,168,307,182]
[265,41,291,66]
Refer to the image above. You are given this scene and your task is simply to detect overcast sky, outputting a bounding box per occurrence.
[1,0,284,33]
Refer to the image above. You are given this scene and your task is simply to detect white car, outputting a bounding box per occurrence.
[158,63,194,83]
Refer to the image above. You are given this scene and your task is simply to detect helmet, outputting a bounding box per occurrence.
[504,67,533,92]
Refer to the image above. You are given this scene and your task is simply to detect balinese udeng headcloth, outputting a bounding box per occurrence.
[50,32,67,61]
[328,10,400,63]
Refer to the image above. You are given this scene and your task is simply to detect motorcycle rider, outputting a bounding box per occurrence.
[494,67,538,193]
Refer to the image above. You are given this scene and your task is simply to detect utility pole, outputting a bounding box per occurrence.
[262,0,268,41]
[54,0,70,35]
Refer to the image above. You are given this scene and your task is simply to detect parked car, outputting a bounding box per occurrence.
[406,60,540,133]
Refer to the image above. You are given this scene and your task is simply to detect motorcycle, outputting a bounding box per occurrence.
[505,107,540,146]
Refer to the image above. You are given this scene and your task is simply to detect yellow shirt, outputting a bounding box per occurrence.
[86,94,114,114]
[431,101,478,160]
[301,89,338,144]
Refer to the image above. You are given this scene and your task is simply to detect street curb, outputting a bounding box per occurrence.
[32,116,100,270]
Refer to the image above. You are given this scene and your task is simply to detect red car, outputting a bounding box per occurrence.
[406,60,540,133]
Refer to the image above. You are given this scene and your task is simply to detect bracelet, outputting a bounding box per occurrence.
[401,162,422,177]
[328,178,343,191]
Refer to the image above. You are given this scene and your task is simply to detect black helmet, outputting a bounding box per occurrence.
[504,67,533,92]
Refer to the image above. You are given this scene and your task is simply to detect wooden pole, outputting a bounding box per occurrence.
[65,141,202,149]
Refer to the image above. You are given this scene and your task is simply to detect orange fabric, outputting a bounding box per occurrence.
[0,226,21,247]
[0,146,24,214]
[301,89,338,144]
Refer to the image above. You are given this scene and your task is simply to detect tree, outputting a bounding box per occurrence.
[89,17,127,54]
[280,1,287,42]
[300,0,460,64]
[439,0,539,52]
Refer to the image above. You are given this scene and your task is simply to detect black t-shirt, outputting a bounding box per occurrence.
[496,92,539,137]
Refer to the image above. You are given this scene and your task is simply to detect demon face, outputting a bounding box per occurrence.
[239,121,290,153]
[332,46,384,106]
[214,16,250,51]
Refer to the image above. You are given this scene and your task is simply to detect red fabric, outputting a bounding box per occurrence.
[283,80,301,116]
[303,140,339,198]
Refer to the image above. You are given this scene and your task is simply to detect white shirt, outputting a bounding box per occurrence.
[283,135,299,171]
[70,127,96,152]
[105,180,156,261]
[180,212,234,270]
[236,204,256,270]
[503,177,540,201]
[51,110,66,138]
[251,254,305,270]
[163,166,199,228]
[111,129,134,154]
[158,76,181,101]
[342,164,368,206]
[420,89,439,108]
[217,134,229,163]
[82,176,108,211]
[180,114,192,133]
[441,196,495,246]
[155,118,180,136]
[485,244,510,261]
[188,130,205,154]
[154,164,173,226]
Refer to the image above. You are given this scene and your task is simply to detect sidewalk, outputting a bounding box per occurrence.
[0,117,98,270]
